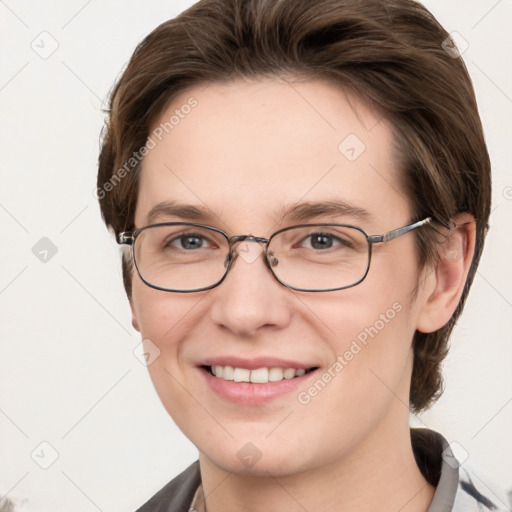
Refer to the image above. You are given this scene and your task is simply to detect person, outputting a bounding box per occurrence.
[96,0,499,510]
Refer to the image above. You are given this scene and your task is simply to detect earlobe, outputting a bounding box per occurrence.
[416,214,476,333]
[129,299,141,332]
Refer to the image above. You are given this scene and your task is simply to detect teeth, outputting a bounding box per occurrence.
[268,368,284,381]
[233,368,250,382]
[283,368,296,379]
[209,365,310,383]
[222,366,234,380]
[250,367,269,383]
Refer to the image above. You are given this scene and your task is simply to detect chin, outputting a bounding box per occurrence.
[202,449,304,477]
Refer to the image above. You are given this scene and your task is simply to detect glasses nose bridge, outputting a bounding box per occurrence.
[228,234,270,248]
[224,234,273,272]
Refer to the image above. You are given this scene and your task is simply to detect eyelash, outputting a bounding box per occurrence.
[166,233,214,250]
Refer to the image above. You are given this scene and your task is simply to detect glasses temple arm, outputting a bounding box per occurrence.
[368,217,432,244]
[116,232,134,245]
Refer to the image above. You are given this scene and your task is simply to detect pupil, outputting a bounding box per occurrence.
[182,235,202,249]
[311,234,332,249]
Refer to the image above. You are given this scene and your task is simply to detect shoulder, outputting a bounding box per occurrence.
[452,465,508,512]
[411,428,508,512]
[135,461,201,512]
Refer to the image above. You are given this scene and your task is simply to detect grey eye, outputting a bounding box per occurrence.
[308,234,334,249]
[166,233,211,250]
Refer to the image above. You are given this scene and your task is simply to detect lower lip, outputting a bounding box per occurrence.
[200,367,317,405]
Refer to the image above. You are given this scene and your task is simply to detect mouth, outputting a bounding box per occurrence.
[197,356,321,404]
[202,365,318,383]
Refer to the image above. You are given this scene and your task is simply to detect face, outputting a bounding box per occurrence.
[130,78,432,477]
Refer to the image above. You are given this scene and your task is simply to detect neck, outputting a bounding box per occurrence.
[198,410,435,512]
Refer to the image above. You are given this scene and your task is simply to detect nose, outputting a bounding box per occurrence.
[209,240,292,336]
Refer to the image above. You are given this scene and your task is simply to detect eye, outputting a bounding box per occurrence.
[301,232,351,250]
[167,232,212,250]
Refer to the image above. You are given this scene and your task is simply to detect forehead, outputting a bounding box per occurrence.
[136,78,409,230]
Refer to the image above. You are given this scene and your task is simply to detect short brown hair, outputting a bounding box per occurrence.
[97,0,491,412]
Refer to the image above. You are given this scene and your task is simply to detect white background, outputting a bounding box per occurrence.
[1,1,511,510]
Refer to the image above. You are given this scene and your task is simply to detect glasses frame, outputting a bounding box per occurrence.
[117,217,432,293]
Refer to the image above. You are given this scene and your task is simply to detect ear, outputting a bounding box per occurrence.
[416,213,476,333]
[129,299,141,332]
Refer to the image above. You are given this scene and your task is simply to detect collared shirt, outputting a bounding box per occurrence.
[137,429,505,512]
[188,464,505,512]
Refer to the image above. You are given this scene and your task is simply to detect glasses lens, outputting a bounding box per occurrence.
[134,224,229,291]
[268,225,369,291]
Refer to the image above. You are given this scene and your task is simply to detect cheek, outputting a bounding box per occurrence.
[291,298,415,452]
[296,284,416,411]
[132,279,201,344]
[131,282,201,379]
[131,285,212,435]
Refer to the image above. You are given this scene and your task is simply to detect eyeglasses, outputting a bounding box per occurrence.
[116,218,432,293]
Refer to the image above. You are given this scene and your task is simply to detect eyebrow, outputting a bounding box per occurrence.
[276,200,373,224]
[145,199,373,227]
[146,201,218,225]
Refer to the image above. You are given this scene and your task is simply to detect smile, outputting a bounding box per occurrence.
[199,357,320,404]
[207,365,317,383]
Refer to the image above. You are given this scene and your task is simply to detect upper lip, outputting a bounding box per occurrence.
[199,356,317,370]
